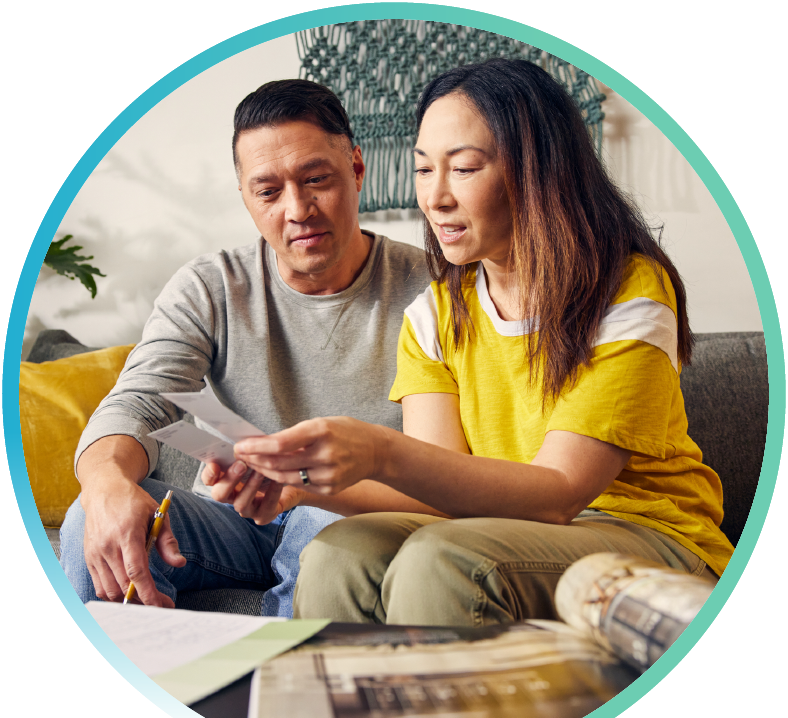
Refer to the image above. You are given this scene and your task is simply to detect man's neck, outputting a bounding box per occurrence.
[275,230,374,296]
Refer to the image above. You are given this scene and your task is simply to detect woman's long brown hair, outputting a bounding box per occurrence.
[416,58,693,406]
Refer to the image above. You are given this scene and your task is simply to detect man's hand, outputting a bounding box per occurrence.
[77,436,186,607]
[202,461,304,524]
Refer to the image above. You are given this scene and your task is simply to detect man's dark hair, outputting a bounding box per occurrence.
[233,79,354,174]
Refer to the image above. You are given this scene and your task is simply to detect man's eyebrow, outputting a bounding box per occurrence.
[248,174,274,186]
[297,157,334,173]
[413,144,489,157]
[247,157,334,187]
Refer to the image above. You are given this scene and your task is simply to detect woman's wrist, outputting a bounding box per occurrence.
[371,423,397,484]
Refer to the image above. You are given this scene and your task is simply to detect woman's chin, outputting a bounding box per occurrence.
[441,245,479,267]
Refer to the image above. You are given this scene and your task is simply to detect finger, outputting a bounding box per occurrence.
[101,542,138,602]
[233,472,266,517]
[95,557,126,602]
[155,515,186,568]
[235,419,328,456]
[234,448,318,474]
[122,540,173,608]
[85,557,111,602]
[210,460,248,503]
[261,466,335,491]
[251,481,284,525]
[202,461,223,487]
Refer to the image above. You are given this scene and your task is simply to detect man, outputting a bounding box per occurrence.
[59,79,436,616]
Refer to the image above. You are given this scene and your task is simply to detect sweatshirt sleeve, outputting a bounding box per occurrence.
[75,261,219,476]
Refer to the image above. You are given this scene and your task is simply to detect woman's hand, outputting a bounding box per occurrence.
[232,417,390,495]
[202,461,305,524]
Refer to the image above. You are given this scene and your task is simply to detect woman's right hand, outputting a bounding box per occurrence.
[202,461,305,524]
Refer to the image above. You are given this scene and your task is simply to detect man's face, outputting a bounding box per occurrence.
[236,120,365,284]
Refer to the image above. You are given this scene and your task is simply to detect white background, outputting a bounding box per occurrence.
[2,1,785,716]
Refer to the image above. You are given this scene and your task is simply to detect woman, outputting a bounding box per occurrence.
[209,58,733,626]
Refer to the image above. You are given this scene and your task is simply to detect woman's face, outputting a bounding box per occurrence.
[414,93,514,267]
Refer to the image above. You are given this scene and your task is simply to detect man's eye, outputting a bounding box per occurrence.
[258,189,277,198]
[306,175,328,185]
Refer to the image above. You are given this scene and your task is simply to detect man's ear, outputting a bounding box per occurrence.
[352,145,365,192]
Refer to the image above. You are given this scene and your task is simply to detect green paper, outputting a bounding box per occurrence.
[152,618,329,705]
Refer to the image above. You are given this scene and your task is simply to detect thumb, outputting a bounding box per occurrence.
[280,485,305,512]
[156,515,187,568]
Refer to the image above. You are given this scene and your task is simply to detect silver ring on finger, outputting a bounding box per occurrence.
[299,468,310,486]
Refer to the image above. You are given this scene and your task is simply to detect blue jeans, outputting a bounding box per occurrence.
[59,478,342,617]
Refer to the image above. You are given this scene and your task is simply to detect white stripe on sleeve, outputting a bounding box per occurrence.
[595,297,678,371]
[404,286,445,363]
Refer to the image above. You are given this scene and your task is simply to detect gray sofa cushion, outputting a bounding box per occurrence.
[681,332,767,547]
[26,329,100,362]
[149,434,201,492]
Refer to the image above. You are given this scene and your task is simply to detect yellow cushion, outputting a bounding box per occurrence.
[19,344,135,528]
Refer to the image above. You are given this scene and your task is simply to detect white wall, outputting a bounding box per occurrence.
[23,31,761,358]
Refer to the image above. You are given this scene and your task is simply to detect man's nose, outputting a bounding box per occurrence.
[284,186,318,223]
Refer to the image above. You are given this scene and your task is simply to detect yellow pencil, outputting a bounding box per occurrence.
[123,490,174,604]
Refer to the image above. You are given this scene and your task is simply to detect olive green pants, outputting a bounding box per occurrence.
[292,510,714,626]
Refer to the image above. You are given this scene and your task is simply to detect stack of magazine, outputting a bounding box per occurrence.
[249,553,716,718]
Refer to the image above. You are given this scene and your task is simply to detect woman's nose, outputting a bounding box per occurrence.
[424,172,456,212]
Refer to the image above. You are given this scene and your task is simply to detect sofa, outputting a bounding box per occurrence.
[26,329,768,616]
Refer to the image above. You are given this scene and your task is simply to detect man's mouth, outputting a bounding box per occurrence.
[437,225,466,244]
[289,232,328,247]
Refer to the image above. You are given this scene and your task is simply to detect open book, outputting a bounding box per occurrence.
[249,553,715,718]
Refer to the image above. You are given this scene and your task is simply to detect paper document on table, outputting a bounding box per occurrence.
[148,420,237,469]
[161,386,265,443]
[86,601,328,705]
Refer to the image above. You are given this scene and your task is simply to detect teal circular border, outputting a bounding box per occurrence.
[4,4,783,716]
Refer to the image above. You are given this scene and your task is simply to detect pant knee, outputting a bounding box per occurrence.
[295,517,382,620]
[59,496,97,603]
[59,497,86,562]
[295,514,435,622]
[382,524,485,625]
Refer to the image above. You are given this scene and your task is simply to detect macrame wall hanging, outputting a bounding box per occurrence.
[297,21,606,214]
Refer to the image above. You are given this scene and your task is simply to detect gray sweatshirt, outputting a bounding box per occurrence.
[76,232,432,496]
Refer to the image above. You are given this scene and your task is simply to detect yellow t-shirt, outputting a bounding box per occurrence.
[389,254,734,576]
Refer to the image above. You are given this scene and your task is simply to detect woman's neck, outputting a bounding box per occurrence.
[481,258,522,321]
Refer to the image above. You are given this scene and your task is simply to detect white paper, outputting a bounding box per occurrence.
[161,386,265,443]
[148,420,237,469]
[86,601,283,677]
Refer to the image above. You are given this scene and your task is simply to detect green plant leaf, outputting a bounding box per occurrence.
[44,234,106,299]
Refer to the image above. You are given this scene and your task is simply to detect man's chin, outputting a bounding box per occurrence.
[282,253,336,279]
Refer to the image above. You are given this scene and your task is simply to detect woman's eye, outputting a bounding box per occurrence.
[454,168,476,175]
[414,167,432,175]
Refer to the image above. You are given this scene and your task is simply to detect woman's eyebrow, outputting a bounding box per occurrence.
[413,145,488,157]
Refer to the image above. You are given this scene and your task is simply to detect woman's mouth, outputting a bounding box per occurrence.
[437,225,466,244]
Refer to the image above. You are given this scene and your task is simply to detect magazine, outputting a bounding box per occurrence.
[248,554,715,717]
[555,552,716,672]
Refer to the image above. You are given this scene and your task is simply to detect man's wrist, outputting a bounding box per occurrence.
[76,434,150,502]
